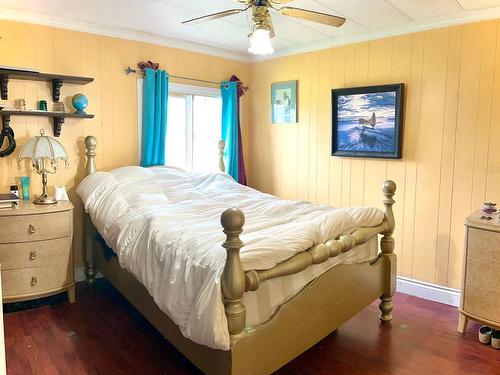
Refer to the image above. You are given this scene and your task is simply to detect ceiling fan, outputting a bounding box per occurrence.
[182,0,346,56]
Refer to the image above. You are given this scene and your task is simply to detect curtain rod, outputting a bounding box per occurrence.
[125,66,228,87]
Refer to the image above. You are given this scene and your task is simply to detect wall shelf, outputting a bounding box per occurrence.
[0,69,94,102]
[0,110,94,137]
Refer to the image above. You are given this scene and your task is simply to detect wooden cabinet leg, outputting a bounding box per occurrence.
[67,285,76,304]
[457,312,468,334]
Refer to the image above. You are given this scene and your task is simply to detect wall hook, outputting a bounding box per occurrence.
[0,115,16,157]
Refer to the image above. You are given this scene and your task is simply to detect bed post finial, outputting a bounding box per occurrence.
[221,207,246,343]
[379,180,396,322]
[84,135,97,176]
[218,140,226,172]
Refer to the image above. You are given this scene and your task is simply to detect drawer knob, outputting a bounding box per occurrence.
[29,251,37,262]
[28,224,36,234]
[30,276,37,287]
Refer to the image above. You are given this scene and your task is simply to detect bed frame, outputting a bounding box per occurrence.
[82,135,397,374]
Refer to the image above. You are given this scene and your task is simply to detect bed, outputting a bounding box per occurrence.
[80,135,397,374]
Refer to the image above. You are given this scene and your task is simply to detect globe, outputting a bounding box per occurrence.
[72,94,88,114]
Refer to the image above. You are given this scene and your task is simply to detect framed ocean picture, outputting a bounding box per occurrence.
[271,80,297,124]
[331,84,404,159]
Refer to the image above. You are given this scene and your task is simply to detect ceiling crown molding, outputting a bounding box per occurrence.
[0,8,251,63]
[3,5,500,64]
[250,5,500,61]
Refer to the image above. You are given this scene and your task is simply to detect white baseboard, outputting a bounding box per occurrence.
[397,276,460,307]
[75,266,460,307]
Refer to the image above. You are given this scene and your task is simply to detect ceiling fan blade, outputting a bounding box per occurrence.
[269,0,294,3]
[269,16,276,38]
[279,7,346,27]
[182,9,246,25]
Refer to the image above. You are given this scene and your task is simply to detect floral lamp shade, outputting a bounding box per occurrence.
[19,130,69,166]
[18,130,69,205]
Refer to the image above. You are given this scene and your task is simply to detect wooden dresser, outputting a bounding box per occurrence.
[0,201,75,303]
[458,210,500,333]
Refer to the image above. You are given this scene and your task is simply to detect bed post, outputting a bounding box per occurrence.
[218,140,226,172]
[220,207,246,343]
[84,135,98,285]
[379,180,397,322]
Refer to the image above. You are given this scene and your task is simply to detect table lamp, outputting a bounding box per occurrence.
[18,129,69,205]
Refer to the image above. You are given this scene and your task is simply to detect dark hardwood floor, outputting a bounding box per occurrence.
[4,280,499,375]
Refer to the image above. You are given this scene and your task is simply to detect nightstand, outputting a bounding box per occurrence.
[0,201,74,303]
[458,210,500,333]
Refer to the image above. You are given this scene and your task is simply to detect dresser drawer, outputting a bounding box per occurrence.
[0,211,71,243]
[1,263,73,299]
[0,237,71,270]
[467,227,500,262]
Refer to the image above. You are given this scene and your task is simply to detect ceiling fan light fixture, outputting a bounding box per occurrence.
[248,28,274,56]
[182,1,346,56]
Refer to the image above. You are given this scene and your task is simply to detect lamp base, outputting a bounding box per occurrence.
[33,194,57,205]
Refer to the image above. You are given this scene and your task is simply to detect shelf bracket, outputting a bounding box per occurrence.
[52,79,63,102]
[0,76,8,100]
[1,115,11,130]
[53,116,64,137]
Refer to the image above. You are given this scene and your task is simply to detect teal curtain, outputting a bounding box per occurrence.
[221,81,238,180]
[141,68,168,167]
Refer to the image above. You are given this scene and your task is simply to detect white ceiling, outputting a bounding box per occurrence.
[1,0,500,61]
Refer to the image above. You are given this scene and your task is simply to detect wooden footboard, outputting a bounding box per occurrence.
[220,181,396,344]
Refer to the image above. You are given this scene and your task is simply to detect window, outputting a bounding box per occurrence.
[166,84,222,171]
[138,81,222,172]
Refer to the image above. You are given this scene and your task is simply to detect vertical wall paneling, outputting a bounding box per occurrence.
[2,17,500,289]
[486,24,500,205]
[434,26,463,285]
[388,34,412,275]
[248,19,500,289]
[447,23,484,287]
[328,47,346,208]
[308,52,320,203]
[412,28,449,283]
[297,53,312,201]
[0,20,250,266]
[341,46,355,207]
[316,49,333,205]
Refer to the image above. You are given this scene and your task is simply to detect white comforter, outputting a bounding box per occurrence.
[77,166,384,350]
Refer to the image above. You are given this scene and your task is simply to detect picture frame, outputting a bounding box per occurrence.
[271,80,297,124]
[331,83,404,159]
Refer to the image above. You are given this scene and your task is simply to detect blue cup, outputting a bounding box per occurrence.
[20,176,30,201]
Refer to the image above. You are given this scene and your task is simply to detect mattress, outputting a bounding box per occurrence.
[99,233,377,328]
[77,166,384,349]
[244,236,378,326]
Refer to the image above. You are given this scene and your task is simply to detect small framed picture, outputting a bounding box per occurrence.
[332,83,404,159]
[271,80,297,124]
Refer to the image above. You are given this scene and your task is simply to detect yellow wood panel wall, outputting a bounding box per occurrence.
[248,19,500,289]
[2,18,499,289]
[0,20,251,266]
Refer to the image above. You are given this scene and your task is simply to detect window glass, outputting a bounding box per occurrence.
[165,91,222,172]
[192,95,222,172]
[166,94,189,170]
